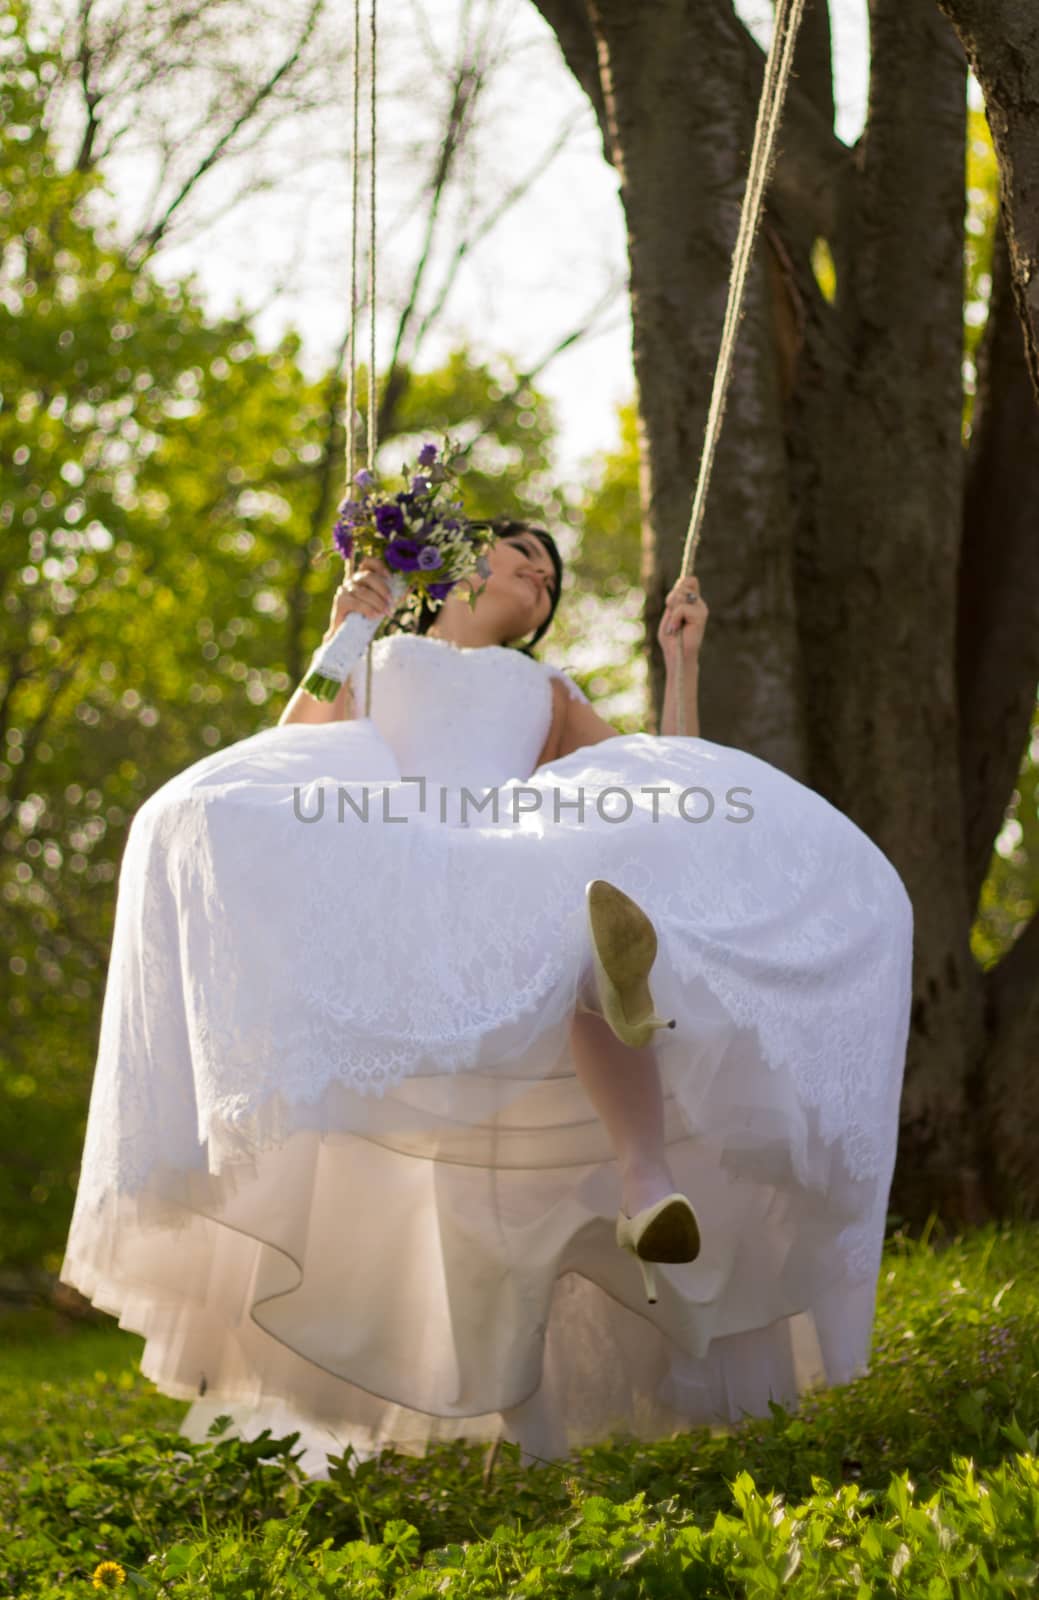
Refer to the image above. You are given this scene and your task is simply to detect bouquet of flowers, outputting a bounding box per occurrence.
[302,439,495,701]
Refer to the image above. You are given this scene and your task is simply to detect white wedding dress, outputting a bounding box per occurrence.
[62,631,913,1474]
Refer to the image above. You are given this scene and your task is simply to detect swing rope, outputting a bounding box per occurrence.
[343,0,379,487]
[362,0,378,715]
[344,0,362,491]
[339,0,379,713]
[672,0,806,736]
[367,0,378,478]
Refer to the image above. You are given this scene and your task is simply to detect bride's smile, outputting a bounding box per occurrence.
[426,528,559,650]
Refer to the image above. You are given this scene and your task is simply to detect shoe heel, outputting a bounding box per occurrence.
[636,1256,657,1304]
[616,1233,659,1304]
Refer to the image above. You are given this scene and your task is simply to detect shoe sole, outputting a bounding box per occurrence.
[634,1199,701,1262]
[586,879,659,1029]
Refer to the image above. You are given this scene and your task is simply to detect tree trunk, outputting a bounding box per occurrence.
[530,0,1039,1222]
[934,0,1039,402]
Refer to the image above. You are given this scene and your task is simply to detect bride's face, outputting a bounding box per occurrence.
[482,533,557,640]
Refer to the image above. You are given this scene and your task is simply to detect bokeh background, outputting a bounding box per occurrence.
[1,0,1034,1289]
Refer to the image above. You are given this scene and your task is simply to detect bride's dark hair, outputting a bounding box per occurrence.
[412,517,563,656]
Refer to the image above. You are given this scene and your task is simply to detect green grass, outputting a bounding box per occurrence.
[3,1221,1039,1596]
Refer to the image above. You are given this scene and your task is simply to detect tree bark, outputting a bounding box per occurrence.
[958,216,1039,917]
[579,0,809,776]
[795,0,985,1219]
[982,907,1039,1212]
[934,0,1039,401]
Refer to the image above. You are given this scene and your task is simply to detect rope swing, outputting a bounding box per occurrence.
[673,0,806,735]
[342,0,379,717]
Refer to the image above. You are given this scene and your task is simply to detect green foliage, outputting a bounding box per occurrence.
[963,102,1001,434]
[0,3,572,1274]
[388,350,561,527]
[4,1225,1039,1595]
[962,103,1039,971]
[1,4,283,1270]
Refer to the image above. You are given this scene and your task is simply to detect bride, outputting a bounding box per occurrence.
[61,516,914,1474]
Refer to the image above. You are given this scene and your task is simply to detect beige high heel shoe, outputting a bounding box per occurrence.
[585,878,677,1049]
[616,1193,701,1304]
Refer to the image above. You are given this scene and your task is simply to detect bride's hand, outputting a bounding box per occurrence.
[657,576,708,670]
[324,557,395,641]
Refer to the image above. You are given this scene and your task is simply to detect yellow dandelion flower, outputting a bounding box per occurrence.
[91,1560,127,1590]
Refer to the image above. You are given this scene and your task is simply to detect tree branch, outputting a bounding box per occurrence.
[461,275,627,454]
[126,0,326,268]
[527,0,610,158]
[73,0,104,173]
[376,46,488,444]
[0,651,37,768]
[530,0,853,237]
[790,0,835,132]
[284,312,355,685]
[933,0,1039,402]
[409,110,585,363]
[3,658,81,814]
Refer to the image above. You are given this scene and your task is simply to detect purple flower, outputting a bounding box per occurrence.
[332,519,354,559]
[417,545,443,570]
[417,443,438,467]
[374,502,405,535]
[337,499,364,520]
[427,580,455,600]
[384,536,423,572]
[411,476,430,495]
[354,468,376,491]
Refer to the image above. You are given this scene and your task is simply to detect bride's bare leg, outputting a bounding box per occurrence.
[568,1007,678,1217]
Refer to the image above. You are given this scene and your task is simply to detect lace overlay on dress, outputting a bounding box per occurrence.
[61,629,913,1456]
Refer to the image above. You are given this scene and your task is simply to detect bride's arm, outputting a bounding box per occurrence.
[545,693,622,763]
[547,665,701,757]
[278,674,354,726]
[279,563,393,726]
[534,652,701,764]
[539,580,705,756]
[278,612,357,726]
[657,579,706,735]
[659,659,700,737]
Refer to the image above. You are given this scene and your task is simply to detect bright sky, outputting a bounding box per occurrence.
[92,1,875,487]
